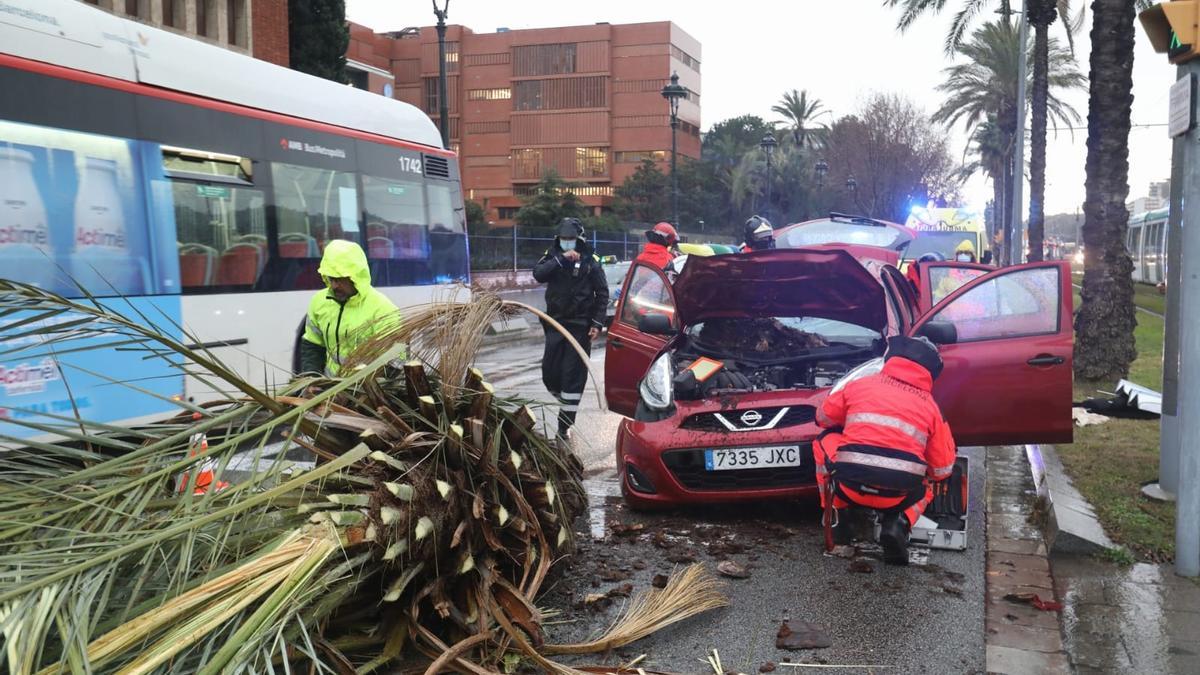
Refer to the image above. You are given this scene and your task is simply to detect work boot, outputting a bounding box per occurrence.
[831,512,853,546]
[879,513,910,566]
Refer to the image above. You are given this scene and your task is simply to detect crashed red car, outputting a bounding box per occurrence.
[604,226,1074,509]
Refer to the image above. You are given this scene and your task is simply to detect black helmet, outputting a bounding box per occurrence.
[884,335,943,380]
[743,215,774,250]
[918,252,945,263]
[556,218,584,239]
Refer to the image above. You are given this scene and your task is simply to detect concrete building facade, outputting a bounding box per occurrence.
[347,20,702,224]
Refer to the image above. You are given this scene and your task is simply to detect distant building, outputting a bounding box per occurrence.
[1127,179,1171,214]
[76,0,289,66]
[346,20,702,224]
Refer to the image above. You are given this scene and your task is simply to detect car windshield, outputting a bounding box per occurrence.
[779,219,910,250]
[604,263,631,285]
[906,232,980,261]
[687,317,881,354]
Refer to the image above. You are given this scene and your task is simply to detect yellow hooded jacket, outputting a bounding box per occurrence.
[301,240,401,376]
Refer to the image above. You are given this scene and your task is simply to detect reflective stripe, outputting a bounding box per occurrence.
[816,408,833,426]
[846,412,928,446]
[561,405,579,412]
[931,464,954,479]
[815,464,830,476]
[561,392,583,400]
[836,450,927,476]
[306,317,324,338]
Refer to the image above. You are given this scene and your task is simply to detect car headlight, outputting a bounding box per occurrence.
[639,353,674,410]
[830,357,884,395]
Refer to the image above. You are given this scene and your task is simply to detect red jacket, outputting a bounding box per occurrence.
[905,262,921,296]
[815,356,956,490]
[634,242,674,269]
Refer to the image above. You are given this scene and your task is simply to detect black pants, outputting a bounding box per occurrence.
[541,322,592,436]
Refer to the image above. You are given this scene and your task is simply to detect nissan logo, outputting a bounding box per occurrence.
[740,410,763,426]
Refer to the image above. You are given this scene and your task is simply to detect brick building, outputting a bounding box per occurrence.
[78,0,289,66]
[346,21,702,224]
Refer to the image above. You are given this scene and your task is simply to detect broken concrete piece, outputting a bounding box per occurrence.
[1072,407,1110,427]
[849,560,875,574]
[775,619,832,650]
[759,662,777,673]
[717,560,750,579]
[651,574,669,589]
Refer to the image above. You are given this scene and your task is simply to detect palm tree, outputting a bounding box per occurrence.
[887,0,1015,54]
[1073,0,1148,381]
[959,118,1010,259]
[771,89,828,148]
[933,20,1084,262]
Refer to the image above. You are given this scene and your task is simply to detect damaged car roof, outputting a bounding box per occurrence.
[671,248,888,330]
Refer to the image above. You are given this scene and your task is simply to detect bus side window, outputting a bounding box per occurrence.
[361,174,428,261]
[270,162,360,258]
[164,148,266,291]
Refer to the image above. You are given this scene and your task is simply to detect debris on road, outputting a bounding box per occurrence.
[1072,407,1111,427]
[848,560,875,574]
[776,618,833,650]
[717,560,751,579]
[1003,592,1064,612]
[828,545,857,559]
[613,522,646,537]
[760,662,778,673]
[652,574,670,588]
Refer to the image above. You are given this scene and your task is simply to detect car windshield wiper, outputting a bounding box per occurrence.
[827,212,891,228]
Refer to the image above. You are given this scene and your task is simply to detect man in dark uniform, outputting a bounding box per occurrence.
[533,218,609,441]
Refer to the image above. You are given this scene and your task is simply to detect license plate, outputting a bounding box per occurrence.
[704,445,803,471]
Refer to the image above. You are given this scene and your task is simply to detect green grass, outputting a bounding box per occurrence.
[1072,271,1165,315]
[1059,305,1174,563]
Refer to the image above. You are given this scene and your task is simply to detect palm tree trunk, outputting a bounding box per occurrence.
[1027,19,1051,263]
[1074,0,1138,381]
[991,171,1005,261]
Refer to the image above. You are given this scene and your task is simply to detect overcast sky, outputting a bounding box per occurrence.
[347,0,1176,218]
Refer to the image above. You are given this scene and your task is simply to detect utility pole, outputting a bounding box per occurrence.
[432,0,451,149]
[1010,0,1029,265]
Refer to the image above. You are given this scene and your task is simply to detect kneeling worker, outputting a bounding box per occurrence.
[813,336,957,565]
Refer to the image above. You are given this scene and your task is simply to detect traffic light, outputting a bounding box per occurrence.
[1140,2,1200,64]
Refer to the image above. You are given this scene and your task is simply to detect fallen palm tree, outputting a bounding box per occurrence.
[0,281,723,674]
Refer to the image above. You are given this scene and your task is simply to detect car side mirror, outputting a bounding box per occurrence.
[918,321,957,345]
[638,313,675,335]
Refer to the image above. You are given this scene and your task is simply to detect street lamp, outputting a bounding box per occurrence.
[759,133,777,221]
[661,71,687,227]
[812,159,829,219]
[846,175,864,214]
[432,0,451,149]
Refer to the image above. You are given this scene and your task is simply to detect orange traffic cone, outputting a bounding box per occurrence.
[176,413,229,495]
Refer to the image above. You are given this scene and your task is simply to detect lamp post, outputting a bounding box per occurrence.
[812,159,829,219]
[660,72,687,227]
[846,175,863,214]
[432,0,451,149]
[759,133,778,221]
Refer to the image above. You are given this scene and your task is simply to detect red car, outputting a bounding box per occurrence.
[604,226,1074,509]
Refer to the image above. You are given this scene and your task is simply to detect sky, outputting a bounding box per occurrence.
[346,0,1176,218]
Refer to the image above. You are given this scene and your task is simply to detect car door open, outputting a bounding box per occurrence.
[605,263,677,417]
[917,261,994,314]
[909,261,1074,446]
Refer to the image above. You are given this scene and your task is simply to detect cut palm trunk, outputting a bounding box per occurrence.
[0,283,722,673]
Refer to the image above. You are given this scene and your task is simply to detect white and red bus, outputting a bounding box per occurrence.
[0,0,467,438]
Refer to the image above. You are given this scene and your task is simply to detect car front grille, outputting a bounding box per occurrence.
[678,405,816,433]
[661,444,816,491]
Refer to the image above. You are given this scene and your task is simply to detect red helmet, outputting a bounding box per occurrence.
[648,222,679,247]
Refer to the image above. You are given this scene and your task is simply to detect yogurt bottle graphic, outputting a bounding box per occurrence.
[70,157,147,294]
[0,147,57,291]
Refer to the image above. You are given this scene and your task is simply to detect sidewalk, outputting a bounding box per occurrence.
[1053,556,1200,674]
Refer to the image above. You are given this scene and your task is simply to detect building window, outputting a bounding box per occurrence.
[614,150,667,164]
[227,0,248,47]
[512,147,609,180]
[570,185,615,197]
[513,76,606,111]
[124,0,150,19]
[467,88,512,101]
[513,43,577,77]
[163,0,186,29]
[194,0,221,38]
[575,148,607,178]
[423,78,439,114]
[613,115,669,128]
[498,207,520,220]
[613,79,663,94]
[671,45,701,72]
[348,68,369,91]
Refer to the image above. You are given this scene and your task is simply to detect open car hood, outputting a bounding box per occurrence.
[671,248,887,330]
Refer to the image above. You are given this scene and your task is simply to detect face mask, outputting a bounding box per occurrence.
[560,239,577,252]
[956,253,972,262]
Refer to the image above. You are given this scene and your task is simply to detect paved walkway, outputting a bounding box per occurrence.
[1053,557,1200,674]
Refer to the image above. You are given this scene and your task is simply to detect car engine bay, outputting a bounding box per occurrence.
[670,318,883,400]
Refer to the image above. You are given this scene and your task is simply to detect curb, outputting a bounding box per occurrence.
[1025,443,1117,556]
[984,446,1072,674]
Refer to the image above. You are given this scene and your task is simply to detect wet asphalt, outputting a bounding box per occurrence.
[472,330,988,674]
